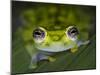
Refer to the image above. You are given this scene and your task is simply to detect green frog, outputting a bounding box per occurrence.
[20,25,89,69]
[17,7,91,69]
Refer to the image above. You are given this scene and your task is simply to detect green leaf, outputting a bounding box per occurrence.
[12,35,96,74]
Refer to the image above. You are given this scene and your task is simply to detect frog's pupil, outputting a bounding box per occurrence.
[71,29,77,33]
[67,27,79,37]
[34,31,41,35]
[33,29,45,39]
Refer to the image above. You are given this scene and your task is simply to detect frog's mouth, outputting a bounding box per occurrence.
[36,40,90,52]
[36,42,73,52]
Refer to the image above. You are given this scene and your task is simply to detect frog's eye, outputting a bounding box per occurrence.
[66,26,79,40]
[33,27,46,43]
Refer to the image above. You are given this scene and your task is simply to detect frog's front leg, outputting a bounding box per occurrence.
[70,45,78,53]
[70,40,90,53]
[29,52,56,69]
[25,44,38,69]
[29,53,48,69]
[37,53,56,62]
[29,54,38,69]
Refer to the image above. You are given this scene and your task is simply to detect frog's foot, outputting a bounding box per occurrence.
[82,40,90,45]
[29,54,38,69]
[77,40,90,46]
[70,40,90,53]
[37,53,56,62]
[48,56,56,62]
[70,48,78,53]
[29,63,37,69]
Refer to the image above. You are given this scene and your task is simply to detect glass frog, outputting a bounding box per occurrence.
[18,7,91,69]
[20,25,89,69]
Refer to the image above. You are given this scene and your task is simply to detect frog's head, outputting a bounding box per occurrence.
[20,8,91,52]
[32,26,79,52]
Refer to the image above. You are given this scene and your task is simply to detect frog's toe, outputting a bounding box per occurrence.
[70,48,78,53]
[83,40,90,45]
[29,63,37,69]
[48,56,56,62]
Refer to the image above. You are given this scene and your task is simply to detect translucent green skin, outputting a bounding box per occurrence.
[17,7,93,68]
